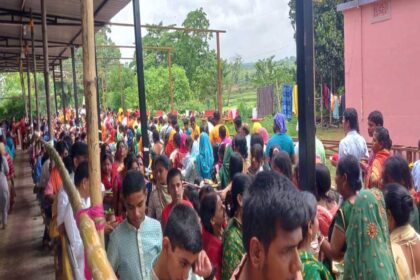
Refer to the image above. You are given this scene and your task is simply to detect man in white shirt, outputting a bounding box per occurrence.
[64,161,90,279]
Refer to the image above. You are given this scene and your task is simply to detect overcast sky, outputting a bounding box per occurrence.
[110,0,296,63]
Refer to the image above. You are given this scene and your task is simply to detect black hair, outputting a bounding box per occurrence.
[63,155,73,174]
[212,144,220,167]
[190,116,196,123]
[200,124,208,135]
[251,143,264,162]
[167,168,182,186]
[63,134,73,149]
[213,111,221,122]
[101,152,113,164]
[374,126,392,150]
[71,141,88,159]
[269,144,281,161]
[74,160,89,187]
[184,185,200,213]
[183,118,189,126]
[343,108,359,132]
[185,136,194,150]
[315,164,331,201]
[243,171,306,252]
[234,116,242,129]
[173,133,181,148]
[200,192,218,234]
[300,191,317,241]
[124,153,138,171]
[165,203,202,254]
[272,151,293,179]
[152,129,160,143]
[250,133,264,148]
[229,152,244,180]
[55,141,68,157]
[199,185,215,201]
[383,155,413,190]
[229,173,252,218]
[219,125,227,139]
[122,170,146,198]
[153,154,170,170]
[233,134,248,159]
[336,155,362,192]
[368,110,384,126]
[383,183,414,227]
[218,143,226,158]
[171,115,178,126]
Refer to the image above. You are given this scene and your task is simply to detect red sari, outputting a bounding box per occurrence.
[202,226,222,280]
[365,149,391,189]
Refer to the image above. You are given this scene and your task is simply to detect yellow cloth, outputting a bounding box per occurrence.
[61,233,74,280]
[191,124,200,140]
[390,224,420,280]
[210,124,230,145]
[292,84,298,116]
[252,122,262,134]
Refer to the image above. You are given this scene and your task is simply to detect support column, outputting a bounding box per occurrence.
[30,13,40,130]
[80,0,104,246]
[71,46,80,126]
[59,59,67,126]
[52,65,58,116]
[216,32,223,114]
[168,49,174,112]
[19,58,28,120]
[41,0,53,141]
[25,41,33,129]
[132,0,150,168]
[94,37,101,129]
[296,0,315,193]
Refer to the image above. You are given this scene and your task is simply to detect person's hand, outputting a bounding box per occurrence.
[193,250,213,279]
[104,221,116,234]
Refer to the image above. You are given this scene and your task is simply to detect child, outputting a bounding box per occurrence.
[247,143,264,176]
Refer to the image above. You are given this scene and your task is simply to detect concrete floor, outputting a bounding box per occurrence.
[0,150,54,279]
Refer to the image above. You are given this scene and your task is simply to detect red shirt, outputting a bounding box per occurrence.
[161,199,193,227]
[202,226,222,280]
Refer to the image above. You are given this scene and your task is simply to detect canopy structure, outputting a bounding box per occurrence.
[0,0,130,72]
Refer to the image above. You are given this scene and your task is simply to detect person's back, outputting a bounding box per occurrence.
[338,108,368,161]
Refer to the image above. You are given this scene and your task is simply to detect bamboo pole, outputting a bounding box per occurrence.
[19,58,28,120]
[71,46,80,126]
[216,32,222,114]
[52,65,59,116]
[36,136,116,279]
[25,41,33,128]
[41,0,53,142]
[168,49,174,112]
[80,0,104,246]
[30,13,40,130]
[60,59,67,126]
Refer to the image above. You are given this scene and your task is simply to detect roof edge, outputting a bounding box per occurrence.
[337,0,380,12]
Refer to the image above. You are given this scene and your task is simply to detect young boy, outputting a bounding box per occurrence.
[107,170,162,279]
[161,168,193,228]
[151,204,215,280]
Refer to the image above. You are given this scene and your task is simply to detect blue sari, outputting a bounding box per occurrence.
[196,133,214,179]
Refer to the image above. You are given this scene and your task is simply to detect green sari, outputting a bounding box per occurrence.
[218,144,233,189]
[344,189,398,279]
[300,251,333,280]
[221,218,244,280]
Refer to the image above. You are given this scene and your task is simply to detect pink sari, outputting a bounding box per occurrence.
[317,204,338,237]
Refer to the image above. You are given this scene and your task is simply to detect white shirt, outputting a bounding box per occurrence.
[64,196,91,280]
[412,160,420,191]
[338,130,369,161]
[57,172,74,226]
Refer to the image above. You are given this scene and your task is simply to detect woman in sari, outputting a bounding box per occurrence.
[364,126,392,189]
[315,164,338,237]
[221,174,251,280]
[299,191,333,280]
[384,183,420,280]
[383,155,420,233]
[218,144,233,189]
[344,188,398,279]
[320,155,362,275]
[147,155,171,222]
[196,132,214,180]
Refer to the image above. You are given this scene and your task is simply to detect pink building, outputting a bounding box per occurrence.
[338,0,420,146]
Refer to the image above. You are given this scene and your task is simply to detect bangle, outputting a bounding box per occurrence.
[204,267,216,280]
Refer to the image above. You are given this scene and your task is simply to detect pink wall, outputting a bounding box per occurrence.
[343,0,420,147]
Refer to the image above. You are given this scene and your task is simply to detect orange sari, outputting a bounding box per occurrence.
[365,149,391,189]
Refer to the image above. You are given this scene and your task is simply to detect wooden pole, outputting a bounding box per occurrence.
[52,65,59,116]
[25,41,33,128]
[118,63,124,110]
[320,79,323,127]
[19,58,28,120]
[71,46,80,126]
[216,32,223,114]
[168,49,174,112]
[30,12,40,131]
[132,0,150,168]
[296,0,316,193]
[60,59,67,126]
[41,0,53,142]
[80,0,104,246]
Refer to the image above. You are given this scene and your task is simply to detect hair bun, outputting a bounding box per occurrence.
[402,195,414,212]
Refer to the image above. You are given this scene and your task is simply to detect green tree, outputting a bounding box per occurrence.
[288,0,344,90]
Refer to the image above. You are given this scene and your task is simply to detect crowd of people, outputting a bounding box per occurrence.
[2,105,420,280]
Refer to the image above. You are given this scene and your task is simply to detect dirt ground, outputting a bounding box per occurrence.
[0,150,54,279]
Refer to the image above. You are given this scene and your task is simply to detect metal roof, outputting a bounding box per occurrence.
[0,0,130,72]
